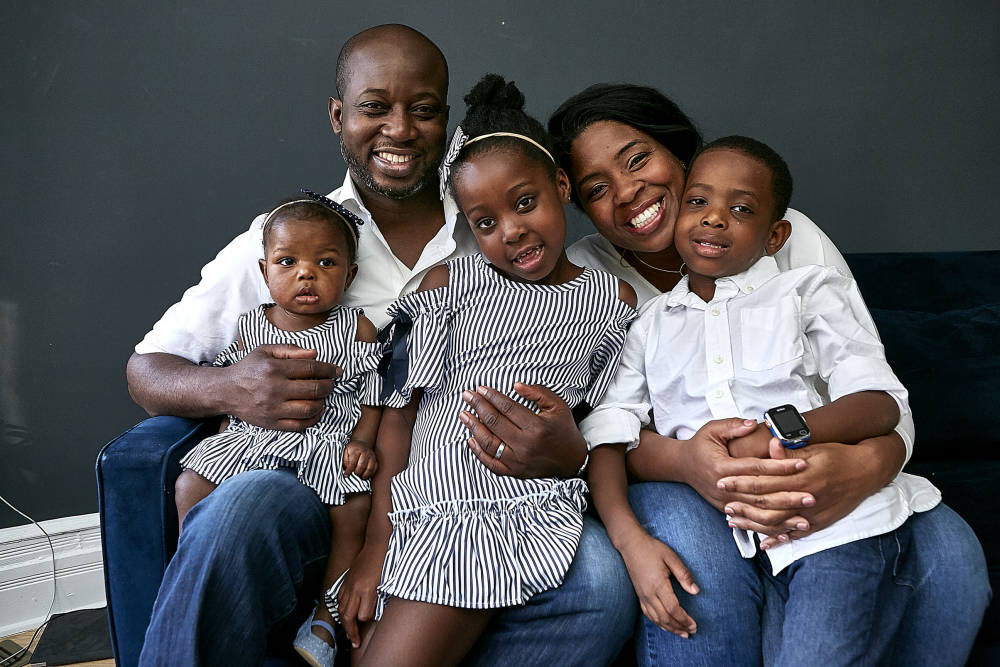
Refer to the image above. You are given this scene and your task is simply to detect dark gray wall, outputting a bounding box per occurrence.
[2,2,998,528]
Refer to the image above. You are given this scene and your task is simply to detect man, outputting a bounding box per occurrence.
[129,24,634,665]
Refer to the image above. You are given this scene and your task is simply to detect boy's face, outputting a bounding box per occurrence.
[674,148,789,300]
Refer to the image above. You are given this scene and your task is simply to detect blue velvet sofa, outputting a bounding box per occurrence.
[97,250,999,666]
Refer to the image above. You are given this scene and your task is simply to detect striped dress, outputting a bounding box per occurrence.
[376,253,636,613]
[179,304,381,505]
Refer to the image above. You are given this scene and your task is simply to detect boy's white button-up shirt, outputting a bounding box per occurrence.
[580,255,940,573]
[135,173,478,362]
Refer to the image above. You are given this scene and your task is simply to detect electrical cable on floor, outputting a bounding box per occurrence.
[0,493,57,666]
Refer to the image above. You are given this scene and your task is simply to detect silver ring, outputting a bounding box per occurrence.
[494,441,506,460]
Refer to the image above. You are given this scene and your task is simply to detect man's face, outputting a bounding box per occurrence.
[330,40,448,201]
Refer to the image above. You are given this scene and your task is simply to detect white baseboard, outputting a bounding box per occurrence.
[0,513,105,636]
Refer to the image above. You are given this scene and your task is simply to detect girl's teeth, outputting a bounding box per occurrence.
[628,201,661,229]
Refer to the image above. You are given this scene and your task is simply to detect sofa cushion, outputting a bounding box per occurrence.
[870,303,1000,461]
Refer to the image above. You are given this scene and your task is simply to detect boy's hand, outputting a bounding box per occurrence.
[620,532,699,638]
[726,422,773,459]
[337,543,386,649]
[343,440,377,479]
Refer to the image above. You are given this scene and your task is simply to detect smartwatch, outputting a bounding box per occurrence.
[763,404,811,449]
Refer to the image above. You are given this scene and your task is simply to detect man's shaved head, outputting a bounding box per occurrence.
[335,24,448,98]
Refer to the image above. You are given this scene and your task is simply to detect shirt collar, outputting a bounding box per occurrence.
[664,255,781,308]
[328,171,460,232]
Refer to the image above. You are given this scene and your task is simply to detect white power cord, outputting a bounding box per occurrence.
[0,493,57,666]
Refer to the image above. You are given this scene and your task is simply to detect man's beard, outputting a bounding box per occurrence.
[340,140,439,201]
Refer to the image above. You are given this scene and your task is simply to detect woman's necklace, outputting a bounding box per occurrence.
[626,250,686,275]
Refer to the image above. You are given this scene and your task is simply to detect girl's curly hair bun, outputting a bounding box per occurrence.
[463,73,525,112]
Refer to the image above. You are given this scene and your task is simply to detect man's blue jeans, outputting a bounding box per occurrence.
[629,482,990,667]
[139,468,636,666]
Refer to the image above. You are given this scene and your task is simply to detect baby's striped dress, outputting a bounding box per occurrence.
[180,304,381,505]
[375,253,636,614]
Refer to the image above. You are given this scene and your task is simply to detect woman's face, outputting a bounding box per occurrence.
[569,120,687,253]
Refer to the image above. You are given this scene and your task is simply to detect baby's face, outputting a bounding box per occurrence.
[674,148,781,289]
[259,217,356,327]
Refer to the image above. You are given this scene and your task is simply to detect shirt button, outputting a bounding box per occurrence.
[713,355,724,364]
[746,286,755,293]
[714,389,724,398]
[711,308,720,316]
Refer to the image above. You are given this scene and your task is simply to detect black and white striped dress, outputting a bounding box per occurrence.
[376,254,636,613]
[179,304,381,505]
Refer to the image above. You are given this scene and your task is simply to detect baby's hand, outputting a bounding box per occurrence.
[620,532,699,638]
[343,440,377,479]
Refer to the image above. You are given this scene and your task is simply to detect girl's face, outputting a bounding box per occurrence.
[258,217,358,330]
[454,148,576,285]
[569,120,687,254]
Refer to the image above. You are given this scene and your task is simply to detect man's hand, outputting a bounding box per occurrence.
[460,382,586,479]
[221,344,340,430]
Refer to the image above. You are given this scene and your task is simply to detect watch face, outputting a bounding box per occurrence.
[766,405,809,439]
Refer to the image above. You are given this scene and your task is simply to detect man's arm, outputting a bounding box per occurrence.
[126,347,338,431]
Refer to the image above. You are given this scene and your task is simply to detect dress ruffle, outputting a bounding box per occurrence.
[180,305,382,505]
[375,443,587,612]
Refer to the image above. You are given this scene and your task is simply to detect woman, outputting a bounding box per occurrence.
[463,83,988,665]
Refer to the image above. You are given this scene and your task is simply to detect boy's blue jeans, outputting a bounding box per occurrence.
[138,468,637,666]
[628,482,990,667]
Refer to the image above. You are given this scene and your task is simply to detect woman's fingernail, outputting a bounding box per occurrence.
[724,506,734,515]
[796,521,808,531]
[461,390,473,402]
[802,495,815,506]
[760,542,770,550]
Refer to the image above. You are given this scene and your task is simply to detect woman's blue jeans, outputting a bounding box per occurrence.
[628,481,990,667]
[139,468,636,666]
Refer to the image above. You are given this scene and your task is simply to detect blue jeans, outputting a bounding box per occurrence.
[139,469,636,666]
[629,483,990,667]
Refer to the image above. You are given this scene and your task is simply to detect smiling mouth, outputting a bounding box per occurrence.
[512,246,543,265]
[694,239,730,249]
[375,151,414,165]
[627,200,662,229]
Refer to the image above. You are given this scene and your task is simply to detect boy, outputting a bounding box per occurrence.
[583,136,940,665]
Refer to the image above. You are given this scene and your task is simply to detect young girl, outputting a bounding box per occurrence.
[173,192,382,667]
[339,74,638,666]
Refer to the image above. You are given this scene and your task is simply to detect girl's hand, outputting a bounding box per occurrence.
[343,440,378,479]
[336,543,387,649]
[460,382,586,479]
[619,532,699,638]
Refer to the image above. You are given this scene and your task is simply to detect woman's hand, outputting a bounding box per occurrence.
[619,532,699,638]
[718,432,906,544]
[627,419,815,535]
[460,382,586,478]
[336,542,388,649]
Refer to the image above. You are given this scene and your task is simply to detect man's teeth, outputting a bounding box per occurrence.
[628,201,661,229]
[378,152,412,164]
